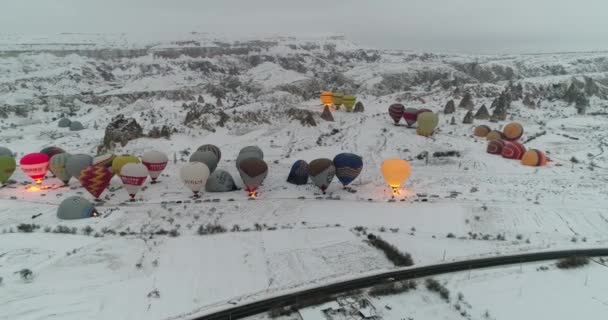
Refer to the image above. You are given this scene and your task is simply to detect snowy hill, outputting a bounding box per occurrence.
[1,34,608,320]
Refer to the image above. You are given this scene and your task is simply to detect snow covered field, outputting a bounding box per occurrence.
[1,34,608,320]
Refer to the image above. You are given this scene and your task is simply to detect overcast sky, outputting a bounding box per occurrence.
[2,0,608,53]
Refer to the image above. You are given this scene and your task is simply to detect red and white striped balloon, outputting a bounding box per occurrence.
[20,153,50,183]
[141,150,168,183]
[119,163,148,199]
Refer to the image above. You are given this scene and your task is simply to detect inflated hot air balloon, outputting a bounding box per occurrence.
[0,147,14,157]
[112,155,140,176]
[320,91,333,106]
[66,154,93,180]
[20,153,50,184]
[240,146,264,159]
[142,150,168,183]
[190,151,219,173]
[197,144,222,161]
[333,153,363,187]
[93,154,115,170]
[40,146,65,159]
[205,169,238,192]
[342,95,356,112]
[287,160,309,185]
[180,162,210,197]
[474,125,492,137]
[416,112,439,137]
[487,140,506,155]
[332,93,344,109]
[486,130,504,142]
[57,196,98,220]
[381,158,411,195]
[0,156,16,184]
[417,108,432,115]
[50,153,72,185]
[238,158,268,197]
[309,158,335,194]
[79,165,112,200]
[119,163,148,200]
[502,142,526,160]
[503,122,524,141]
[521,149,548,167]
[403,108,418,127]
[388,104,405,124]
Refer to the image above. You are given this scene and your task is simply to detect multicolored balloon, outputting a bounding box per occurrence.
[80,165,113,200]
[50,153,72,185]
[487,140,506,155]
[66,154,93,180]
[388,104,405,124]
[0,156,16,184]
[180,162,210,196]
[142,150,169,183]
[238,158,268,197]
[93,154,115,170]
[287,160,309,185]
[522,149,548,167]
[112,155,140,176]
[119,163,148,199]
[502,142,526,160]
[309,158,335,194]
[20,153,50,183]
[333,153,363,187]
[403,108,418,127]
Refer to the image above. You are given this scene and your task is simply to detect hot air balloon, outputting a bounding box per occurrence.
[57,196,98,220]
[388,104,405,125]
[40,146,65,159]
[238,158,268,198]
[417,108,432,116]
[0,147,13,157]
[190,151,219,173]
[0,156,16,185]
[66,154,93,180]
[50,153,72,185]
[239,146,264,159]
[521,149,548,167]
[332,93,344,109]
[502,142,526,160]
[474,125,492,137]
[205,169,238,192]
[503,122,524,141]
[20,153,50,184]
[112,155,140,176]
[416,112,439,137]
[381,158,411,195]
[487,140,506,155]
[320,91,333,106]
[309,158,335,194]
[180,162,210,197]
[142,150,168,183]
[342,95,356,111]
[79,165,112,200]
[403,108,418,127]
[287,160,309,185]
[333,153,363,187]
[93,154,115,170]
[119,163,148,200]
[197,144,222,161]
[486,130,504,142]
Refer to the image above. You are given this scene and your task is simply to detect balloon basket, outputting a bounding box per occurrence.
[151,180,157,184]
[129,198,136,202]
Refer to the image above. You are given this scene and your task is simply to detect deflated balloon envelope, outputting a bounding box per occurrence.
[287,160,309,185]
[57,196,96,220]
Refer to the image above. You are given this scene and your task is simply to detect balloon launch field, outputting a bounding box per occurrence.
[2,34,608,320]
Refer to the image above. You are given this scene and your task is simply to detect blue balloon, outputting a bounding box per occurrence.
[333,153,363,186]
[287,160,309,185]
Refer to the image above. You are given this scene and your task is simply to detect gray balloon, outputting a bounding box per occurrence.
[238,158,268,191]
[66,154,93,179]
[57,196,97,220]
[0,147,13,157]
[236,150,263,168]
[309,158,336,194]
[189,151,219,172]
[197,144,221,161]
[239,146,263,159]
[205,169,238,192]
[69,121,84,131]
[58,118,71,128]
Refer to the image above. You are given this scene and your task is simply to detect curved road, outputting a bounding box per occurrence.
[194,248,608,320]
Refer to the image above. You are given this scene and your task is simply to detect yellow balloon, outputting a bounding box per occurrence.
[332,92,344,107]
[416,112,439,137]
[320,91,333,105]
[112,155,140,176]
[343,95,356,110]
[381,158,411,188]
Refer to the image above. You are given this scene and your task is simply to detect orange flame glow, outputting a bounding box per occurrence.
[248,191,258,199]
[35,179,42,184]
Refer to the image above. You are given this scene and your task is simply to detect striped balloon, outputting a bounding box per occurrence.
[40,146,65,159]
[502,142,526,160]
[388,104,405,124]
[521,149,548,166]
[287,160,309,185]
[50,153,72,185]
[333,153,363,187]
[487,140,506,155]
[79,165,112,199]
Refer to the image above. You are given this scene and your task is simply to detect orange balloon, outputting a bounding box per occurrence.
[320,91,333,105]
[381,158,411,188]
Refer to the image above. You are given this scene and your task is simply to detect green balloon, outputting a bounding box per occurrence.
[50,153,72,184]
[417,112,439,136]
[0,156,17,184]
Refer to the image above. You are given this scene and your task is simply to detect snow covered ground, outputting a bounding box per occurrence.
[1,34,608,320]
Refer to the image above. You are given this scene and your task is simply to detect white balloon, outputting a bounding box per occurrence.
[142,150,169,181]
[180,162,210,195]
[119,163,148,198]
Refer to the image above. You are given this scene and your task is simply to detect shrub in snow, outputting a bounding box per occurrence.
[18,269,33,282]
[425,278,450,301]
[557,256,589,269]
[197,224,227,235]
[367,233,413,267]
[17,224,40,233]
